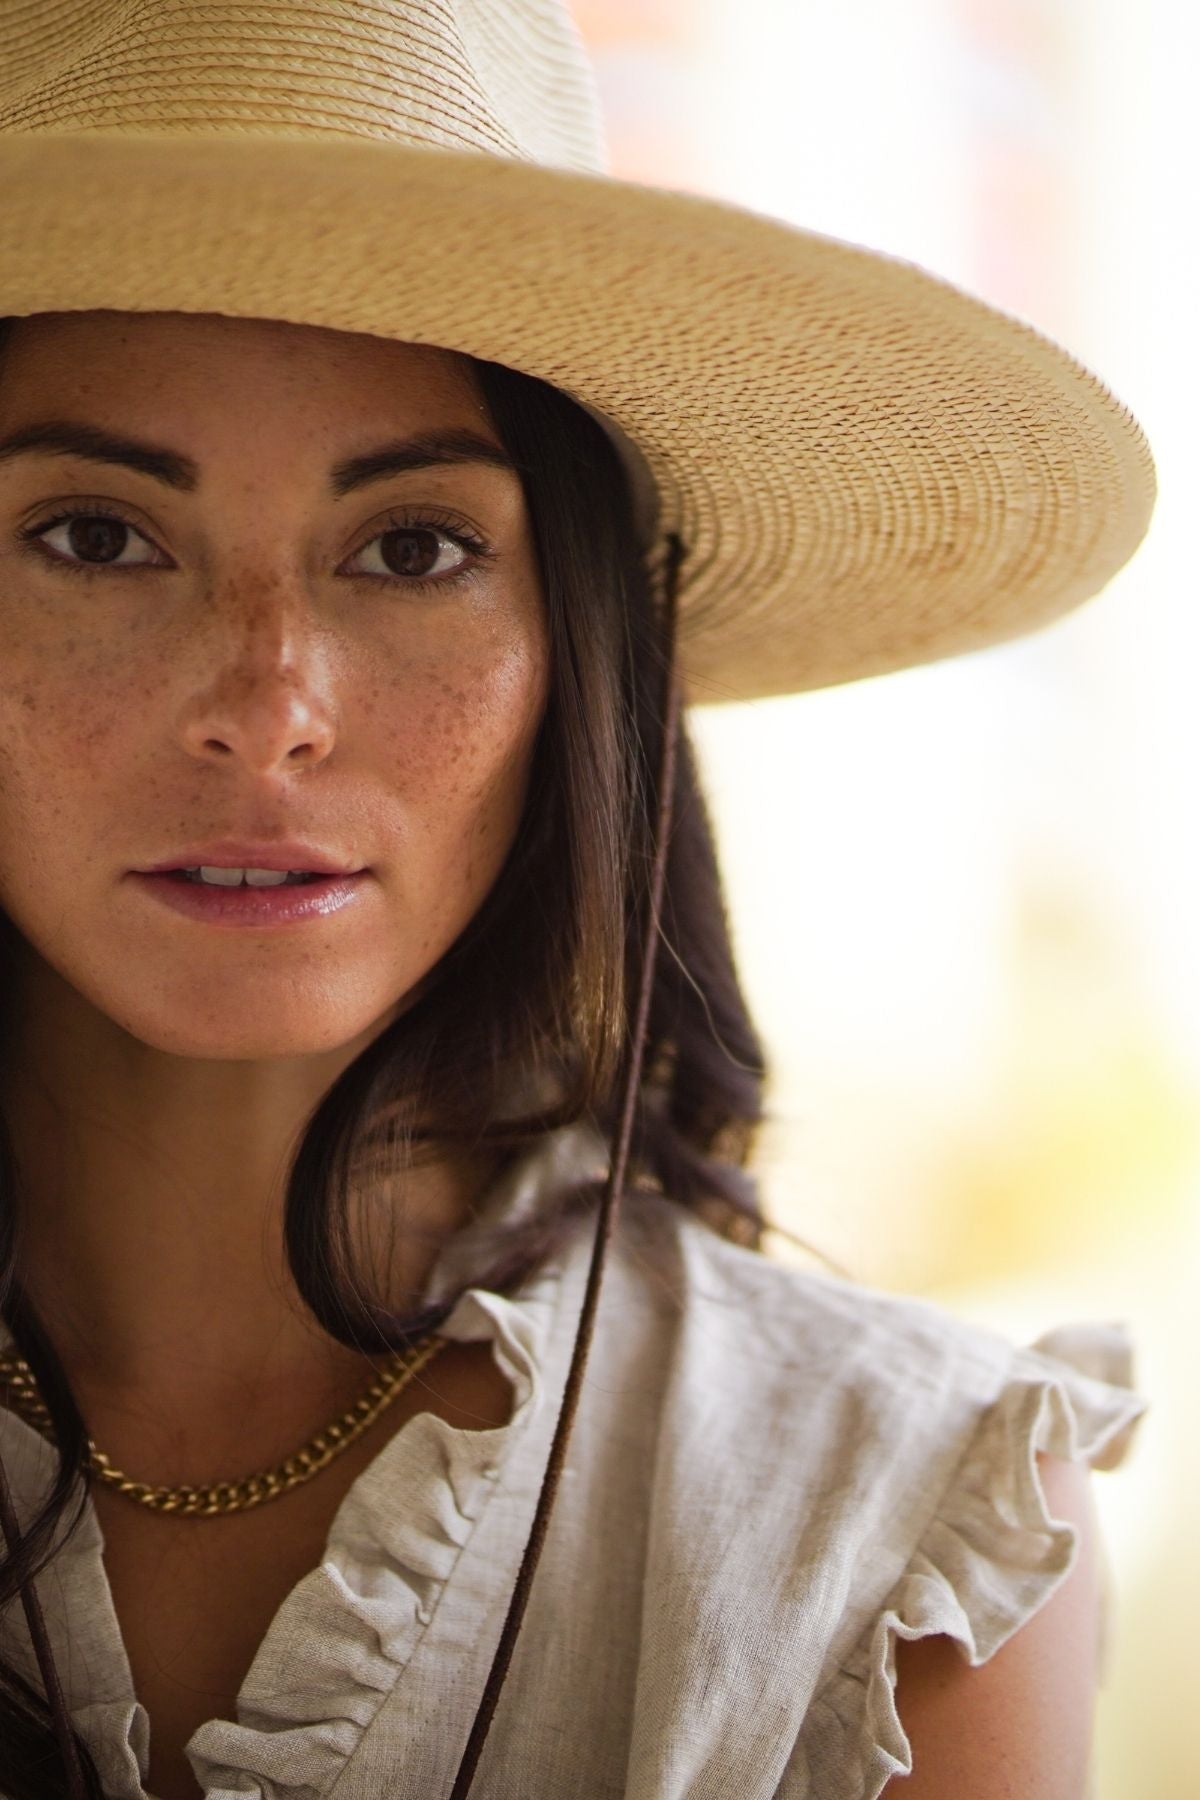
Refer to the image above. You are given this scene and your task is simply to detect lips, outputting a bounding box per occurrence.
[131,867,371,927]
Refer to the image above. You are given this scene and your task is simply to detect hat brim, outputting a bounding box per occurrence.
[0,133,1156,705]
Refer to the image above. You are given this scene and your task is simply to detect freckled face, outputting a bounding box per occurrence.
[0,312,549,1059]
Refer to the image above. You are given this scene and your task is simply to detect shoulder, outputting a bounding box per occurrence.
[607,1195,1143,1798]
[888,1451,1102,1798]
[619,1190,1028,1428]
[607,1191,1139,1616]
[619,1194,1144,1466]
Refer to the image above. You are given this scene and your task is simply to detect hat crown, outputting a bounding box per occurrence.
[0,0,608,173]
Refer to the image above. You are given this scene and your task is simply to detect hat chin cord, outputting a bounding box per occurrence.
[0,533,687,1800]
[448,530,685,1797]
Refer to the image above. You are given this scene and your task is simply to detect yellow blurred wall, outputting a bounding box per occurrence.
[574,2,1195,1793]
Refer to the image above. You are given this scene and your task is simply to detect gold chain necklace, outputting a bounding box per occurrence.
[0,1333,446,1517]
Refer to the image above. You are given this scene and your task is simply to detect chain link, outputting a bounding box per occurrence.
[0,1333,446,1516]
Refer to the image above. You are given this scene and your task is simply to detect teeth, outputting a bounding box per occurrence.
[242,868,292,887]
[186,866,312,887]
[198,865,251,886]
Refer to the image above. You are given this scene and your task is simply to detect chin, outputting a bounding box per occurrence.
[136,1019,376,1061]
[9,913,430,1063]
[95,969,410,1064]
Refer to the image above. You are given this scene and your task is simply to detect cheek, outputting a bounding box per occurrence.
[379,634,547,886]
[0,649,133,837]
[0,620,177,989]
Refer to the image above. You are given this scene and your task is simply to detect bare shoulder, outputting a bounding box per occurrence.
[885,1453,1103,1797]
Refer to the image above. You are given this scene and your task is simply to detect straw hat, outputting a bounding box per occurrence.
[0,0,1157,705]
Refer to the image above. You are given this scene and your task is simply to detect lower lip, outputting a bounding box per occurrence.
[129,870,371,927]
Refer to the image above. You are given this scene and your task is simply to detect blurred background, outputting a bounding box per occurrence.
[571,1,1193,1793]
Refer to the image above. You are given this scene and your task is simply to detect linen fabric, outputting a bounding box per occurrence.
[0,1122,1147,1798]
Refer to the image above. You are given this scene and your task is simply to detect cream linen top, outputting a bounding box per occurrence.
[0,1121,1148,1799]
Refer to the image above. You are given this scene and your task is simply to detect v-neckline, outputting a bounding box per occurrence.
[0,1120,604,1796]
[0,1262,571,1799]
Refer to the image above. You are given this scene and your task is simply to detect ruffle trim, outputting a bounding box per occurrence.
[0,1296,556,1800]
[803,1320,1148,1800]
[182,1271,561,1799]
[0,1121,592,1800]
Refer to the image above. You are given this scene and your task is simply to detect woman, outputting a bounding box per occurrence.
[0,4,1155,1799]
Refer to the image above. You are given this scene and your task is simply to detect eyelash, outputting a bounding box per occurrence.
[15,503,497,593]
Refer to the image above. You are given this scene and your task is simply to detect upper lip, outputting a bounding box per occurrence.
[139,841,365,875]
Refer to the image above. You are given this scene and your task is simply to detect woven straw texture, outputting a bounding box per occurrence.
[0,0,1158,704]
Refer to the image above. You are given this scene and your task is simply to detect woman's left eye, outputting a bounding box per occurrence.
[347,519,491,586]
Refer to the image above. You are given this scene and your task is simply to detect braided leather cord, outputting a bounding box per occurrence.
[448,531,686,1796]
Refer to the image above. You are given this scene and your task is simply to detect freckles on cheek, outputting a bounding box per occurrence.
[13,680,125,761]
[0,651,136,834]
[400,629,544,762]
[384,645,545,861]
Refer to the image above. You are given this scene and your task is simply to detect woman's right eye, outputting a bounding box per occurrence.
[20,510,162,573]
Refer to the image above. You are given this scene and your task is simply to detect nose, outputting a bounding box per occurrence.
[174,575,338,775]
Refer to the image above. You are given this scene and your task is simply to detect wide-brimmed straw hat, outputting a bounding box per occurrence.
[0,0,1156,706]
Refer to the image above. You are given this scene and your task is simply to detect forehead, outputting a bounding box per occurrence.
[0,311,486,432]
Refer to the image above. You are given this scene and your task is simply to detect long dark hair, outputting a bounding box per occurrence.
[0,325,770,1796]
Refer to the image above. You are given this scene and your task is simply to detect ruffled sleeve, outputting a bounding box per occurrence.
[797,1320,1148,1800]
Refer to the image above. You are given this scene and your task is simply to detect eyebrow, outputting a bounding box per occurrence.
[0,420,518,496]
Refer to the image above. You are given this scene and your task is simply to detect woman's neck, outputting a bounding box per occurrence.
[0,955,496,1412]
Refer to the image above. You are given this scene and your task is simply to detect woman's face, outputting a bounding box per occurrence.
[0,311,549,1060]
